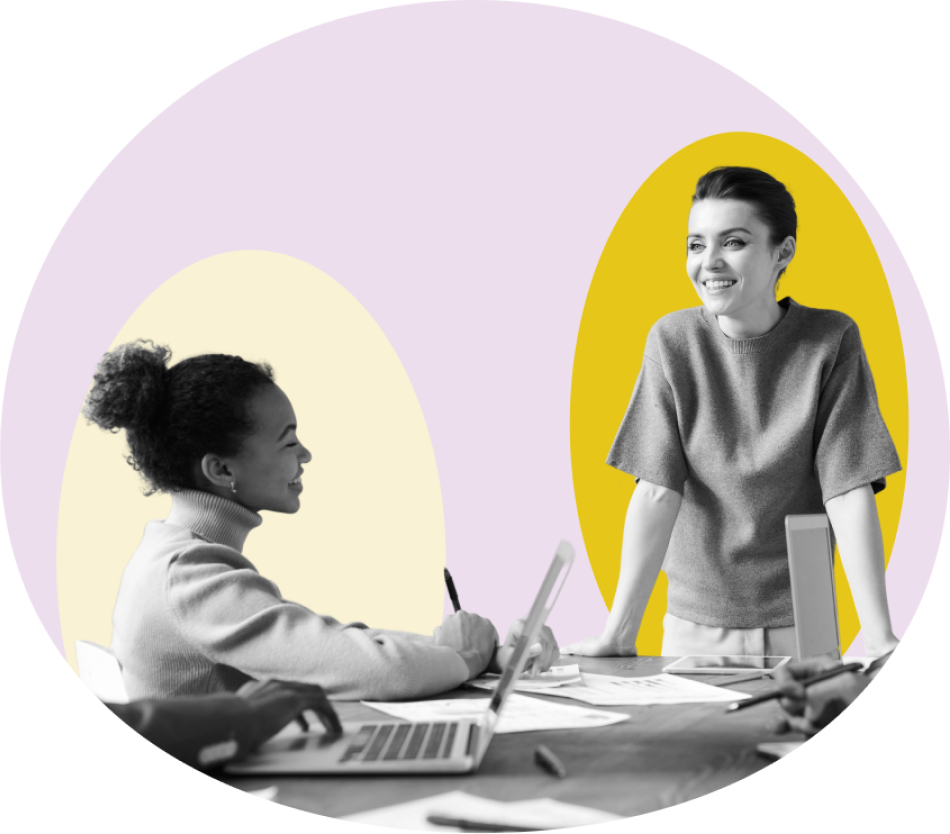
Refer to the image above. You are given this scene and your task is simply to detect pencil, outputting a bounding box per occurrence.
[444,567,462,612]
[725,661,865,712]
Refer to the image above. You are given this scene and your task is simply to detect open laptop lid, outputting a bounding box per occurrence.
[473,540,574,764]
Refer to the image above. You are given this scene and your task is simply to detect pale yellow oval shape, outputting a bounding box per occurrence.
[58,251,445,671]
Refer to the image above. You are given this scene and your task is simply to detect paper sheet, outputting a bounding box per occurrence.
[361,692,627,733]
[246,785,279,801]
[467,664,583,692]
[516,673,752,706]
[756,741,805,760]
[342,790,622,830]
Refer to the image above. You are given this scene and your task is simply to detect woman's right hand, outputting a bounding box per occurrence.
[560,633,637,657]
[433,611,499,678]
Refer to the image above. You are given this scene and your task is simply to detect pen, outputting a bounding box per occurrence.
[534,743,567,778]
[725,661,865,712]
[444,567,462,612]
[426,816,543,832]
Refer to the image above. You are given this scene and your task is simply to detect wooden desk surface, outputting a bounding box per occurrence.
[221,656,802,820]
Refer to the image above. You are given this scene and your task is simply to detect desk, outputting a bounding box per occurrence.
[221,656,800,819]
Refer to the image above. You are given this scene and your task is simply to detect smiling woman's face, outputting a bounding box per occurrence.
[226,384,312,514]
[686,198,788,323]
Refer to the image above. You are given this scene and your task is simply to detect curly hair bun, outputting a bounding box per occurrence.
[83,340,172,432]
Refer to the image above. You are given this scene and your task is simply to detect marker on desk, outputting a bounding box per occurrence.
[444,567,462,612]
[426,816,542,833]
[725,661,865,713]
[534,744,567,778]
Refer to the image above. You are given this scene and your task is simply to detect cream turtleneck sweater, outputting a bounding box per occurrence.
[110,490,469,700]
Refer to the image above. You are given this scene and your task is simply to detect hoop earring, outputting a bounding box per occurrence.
[230,481,237,494]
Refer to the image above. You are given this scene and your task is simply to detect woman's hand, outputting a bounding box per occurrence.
[433,611,499,678]
[864,633,899,658]
[560,634,637,657]
[488,620,559,675]
[768,657,868,737]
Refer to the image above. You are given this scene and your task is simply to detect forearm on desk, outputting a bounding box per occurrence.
[825,484,898,654]
[169,558,469,700]
[603,480,681,645]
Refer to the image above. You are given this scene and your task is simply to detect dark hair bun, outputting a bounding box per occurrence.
[83,340,172,432]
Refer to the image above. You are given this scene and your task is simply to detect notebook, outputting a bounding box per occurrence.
[226,540,574,774]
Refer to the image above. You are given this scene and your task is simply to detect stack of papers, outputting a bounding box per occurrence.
[362,692,627,733]
[342,790,622,830]
[506,673,751,706]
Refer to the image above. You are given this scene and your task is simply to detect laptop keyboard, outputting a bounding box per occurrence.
[340,722,460,764]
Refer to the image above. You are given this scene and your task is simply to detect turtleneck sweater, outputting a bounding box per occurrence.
[606,298,901,628]
[110,489,469,700]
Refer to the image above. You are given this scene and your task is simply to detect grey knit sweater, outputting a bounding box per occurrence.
[110,490,469,700]
[607,298,901,628]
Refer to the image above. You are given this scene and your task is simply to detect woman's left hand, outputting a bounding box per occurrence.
[488,619,559,675]
[864,633,899,658]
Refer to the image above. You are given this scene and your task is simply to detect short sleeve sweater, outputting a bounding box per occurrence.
[110,490,470,700]
[606,298,902,628]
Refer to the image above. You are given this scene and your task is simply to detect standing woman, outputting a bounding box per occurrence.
[84,341,556,701]
[564,167,901,660]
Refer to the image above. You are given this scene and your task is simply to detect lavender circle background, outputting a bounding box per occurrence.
[3,1,945,654]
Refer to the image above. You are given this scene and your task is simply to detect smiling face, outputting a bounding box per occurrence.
[686,198,794,333]
[225,384,312,514]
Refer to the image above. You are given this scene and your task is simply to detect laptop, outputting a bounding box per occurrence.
[226,540,574,775]
[786,514,841,660]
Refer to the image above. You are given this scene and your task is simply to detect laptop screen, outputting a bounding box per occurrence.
[486,541,575,720]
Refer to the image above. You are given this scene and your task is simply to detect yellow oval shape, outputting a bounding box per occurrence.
[57,251,446,672]
[570,133,907,654]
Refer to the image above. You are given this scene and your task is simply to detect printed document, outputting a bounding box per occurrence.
[362,692,627,733]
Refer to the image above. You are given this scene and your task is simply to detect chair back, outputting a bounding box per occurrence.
[75,640,129,704]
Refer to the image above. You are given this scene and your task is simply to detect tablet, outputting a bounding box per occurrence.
[786,514,842,661]
[662,655,791,675]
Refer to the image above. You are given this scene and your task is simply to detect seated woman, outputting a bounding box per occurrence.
[84,341,556,701]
